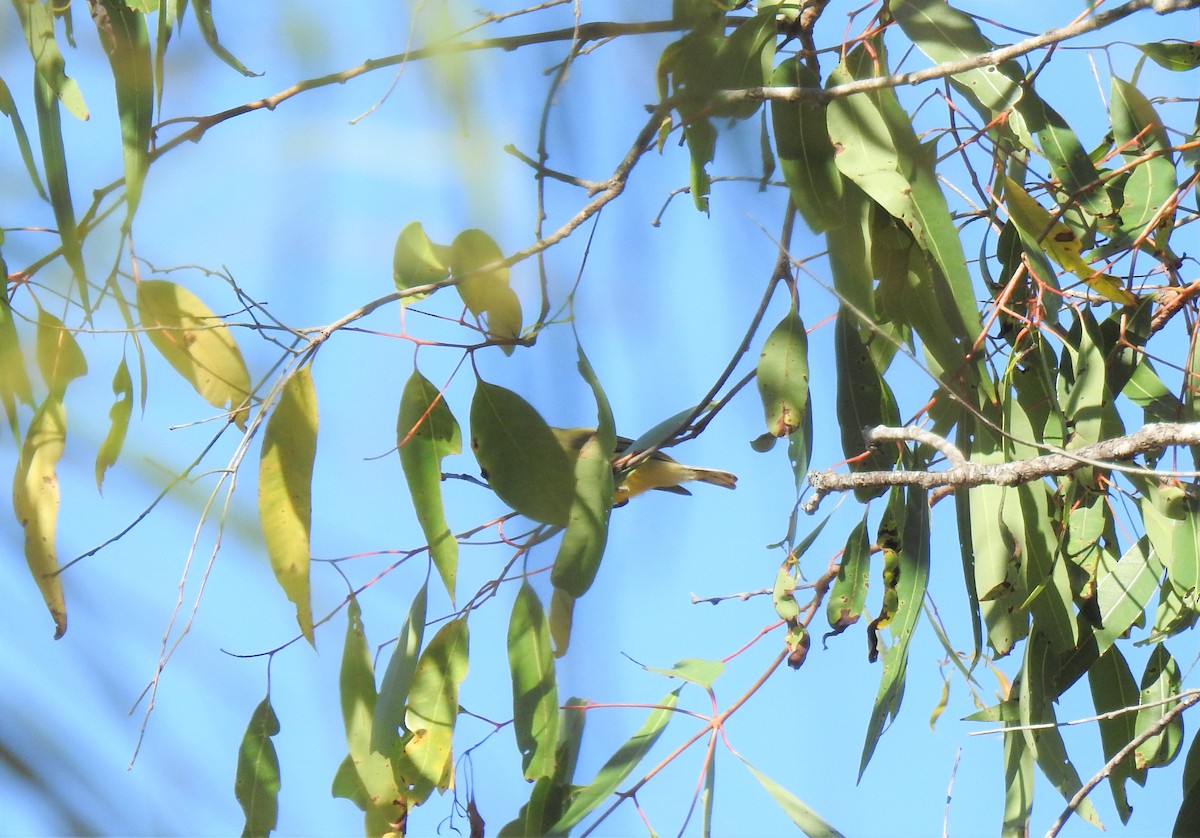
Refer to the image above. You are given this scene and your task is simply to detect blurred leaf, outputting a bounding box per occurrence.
[397,370,461,599]
[549,587,574,658]
[640,657,724,689]
[35,308,87,396]
[0,294,33,437]
[372,582,428,755]
[1088,646,1143,823]
[95,357,133,492]
[13,0,89,119]
[740,756,844,837]
[1002,726,1034,836]
[234,696,281,838]
[509,582,559,780]
[548,688,679,834]
[756,304,810,438]
[1176,732,1200,835]
[685,117,716,212]
[192,0,261,76]
[471,380,575,527]
[32,74,87,305]
[12,397,67,638]
[258,367,317,645]
[773,560,800,622]
[711,10,775,121]
[451,229,522,352]
[0,76,48,199]
[137,279,252,429]
[400,616,469,803]
[1140,41,1200,71]
[1135,644,1183,770]
[93,0,153,226]
[834,309,899,500]
[393,221,450,299]
[334,598,405,833]
[771,56,842,231]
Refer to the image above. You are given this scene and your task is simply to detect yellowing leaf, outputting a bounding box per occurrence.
[450,229,523,353]
[35,308,86,395]
[399,617,469,804]
[137,279,252,428]
[13,398,67,638]
[393,221,450,299]
[258,367,317,645]
[95,358,133,492]
[1002,177,1137,306]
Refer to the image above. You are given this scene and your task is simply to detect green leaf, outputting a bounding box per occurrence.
[684,117,716,212]
[825,513,870,639]
[740,756,844,837]
[771,56,843,231]
[1111,77,1177,233]
[0,294,33,437]
[1134,644,1183,770]
[12,397,67,638]
[858,486,929,779]
[509,582,559,780]
[1002,726,1034,836]
[1140,41,1200,72]
[93,0,153,227]
[192,0,261,76]
[1088,646,1143,823]
[1169,493,1200,604]
[1015,91,1112,217]
[450,228,523,352]
[470,380,575,527]
[393,221,450,298]
[95,358,133,492]
[258,367,317,645]
[397,370,461,600]
[756,304,810,438]
[334,597,405,832]
[639,657,724,689]
[1094,538,1163,655]
[548,688,679,834]
[137,279,252,429]
[371,582,428,755]
[32,73,87,306]
[710,10,775,121]
[13,0,89,119]
[0,76,48,199]
[1122,358,1184,423]
[834,309,899,500]
[1176,731,1200,835]
[399,616,469,804]
[234,696,281,838]
[549,587,574,658]
[35,308,87,396]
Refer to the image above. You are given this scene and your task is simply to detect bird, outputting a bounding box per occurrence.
[549,427,737,506]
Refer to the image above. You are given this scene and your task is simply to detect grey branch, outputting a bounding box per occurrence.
[714,0,1200,106]
[803,422,1200,513]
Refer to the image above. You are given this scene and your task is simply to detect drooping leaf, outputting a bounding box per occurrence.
[234,696,281,838]
[137,279,252,429]
[739,756,845,837]
[548,689,679,834]
[92,0,153,227]
[397,370,461,599]
[509,582,559,780]
[684,117,717,213]
[1177,731,1200,835]
[258,366,318,645]
[1110,76,1177,235]
[710,9,775,121]
[393,221,450,299]
[1015,91,1112,217]
[13,398,67,638]
[35,308,87,396]
[834,309,899,500]
[0,293,33,437]
[13,0,89,119]
[95,357,133,492]
[450,229,522,352]
[192,0,261,76]
[371,581,428,755]
[470,380,575,527]
[32,74,87,306]
[0,76,48,199]
[1088,646,1144,823]
[770,56,843,231]
[825,513,870,640]
[399,616,469,804]
[334,597,405,834]
[1134,644,1183,770]
[756,304,810,439]
[1001,724,1034,836]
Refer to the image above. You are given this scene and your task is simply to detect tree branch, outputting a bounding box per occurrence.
[715,0,1200,106]
[804,422,1200,513]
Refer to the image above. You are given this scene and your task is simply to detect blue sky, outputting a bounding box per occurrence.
[2,2,1199,836]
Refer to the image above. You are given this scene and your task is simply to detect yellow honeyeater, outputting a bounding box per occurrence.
[550,427,737,505]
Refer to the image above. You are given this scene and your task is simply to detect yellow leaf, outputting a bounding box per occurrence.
[13,398,67,638]
[1002,177,1137,306]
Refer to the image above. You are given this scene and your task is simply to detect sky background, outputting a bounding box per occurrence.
[1,2,1198,836]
